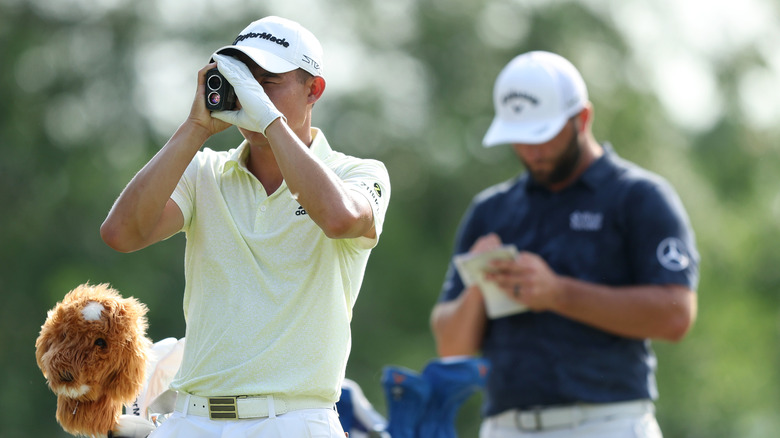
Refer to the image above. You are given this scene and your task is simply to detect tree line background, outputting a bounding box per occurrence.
[2,0,780,436]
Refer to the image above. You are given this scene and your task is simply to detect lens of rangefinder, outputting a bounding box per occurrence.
[207,74,222,91]
[208,92,221,106]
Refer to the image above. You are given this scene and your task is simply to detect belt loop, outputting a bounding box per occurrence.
[182,393,191,417]
[534,407,543,431]
[267,395,276,418]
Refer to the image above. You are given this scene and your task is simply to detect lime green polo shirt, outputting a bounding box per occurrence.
[168,128,390,403]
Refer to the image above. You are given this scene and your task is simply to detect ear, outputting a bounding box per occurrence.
[35,308,61,373]
[105,299,149,402]
[106,333,149,403]
[35,323,54,373]
[575,103,593,134]
[307,76,326,105]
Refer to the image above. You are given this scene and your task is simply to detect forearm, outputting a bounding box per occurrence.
[101,121,209,251]
[553,278,697,342]
[431,285,488,357]
[265,121,373,238]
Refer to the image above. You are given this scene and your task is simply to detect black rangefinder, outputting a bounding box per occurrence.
[205,68,236,111]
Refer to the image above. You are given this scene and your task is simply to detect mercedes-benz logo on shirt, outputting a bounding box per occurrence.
[656,237,690,272]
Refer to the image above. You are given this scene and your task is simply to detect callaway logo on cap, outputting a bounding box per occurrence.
[213,16,324,78]
[483,51,587,147]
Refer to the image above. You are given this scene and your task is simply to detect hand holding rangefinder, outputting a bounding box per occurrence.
[209,54,284,134]
[205,68,237,111]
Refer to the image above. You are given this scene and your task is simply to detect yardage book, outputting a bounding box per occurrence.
[454,245,528,319]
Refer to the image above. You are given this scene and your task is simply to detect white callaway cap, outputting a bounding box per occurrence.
[483,51,587,147]
[213,16,324,78]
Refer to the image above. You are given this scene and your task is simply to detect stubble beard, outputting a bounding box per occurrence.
[524,126,582,187]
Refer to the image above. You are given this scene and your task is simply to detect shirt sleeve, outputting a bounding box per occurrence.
[170,153,202,233]
[624,177,700,290]
[341,158,391,249]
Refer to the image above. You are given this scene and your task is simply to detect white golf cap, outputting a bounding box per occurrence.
[212,16,324,78]
[483,51,587,147]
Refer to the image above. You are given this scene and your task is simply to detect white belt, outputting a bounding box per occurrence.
[174,392,334,420]
[492,400,654,431]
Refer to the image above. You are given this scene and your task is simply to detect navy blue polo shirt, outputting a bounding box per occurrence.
[439,144,699,416]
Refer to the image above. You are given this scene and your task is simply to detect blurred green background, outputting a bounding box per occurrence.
[3,0,780,436]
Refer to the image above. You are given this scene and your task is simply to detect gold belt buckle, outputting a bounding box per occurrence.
[208,396,238,420]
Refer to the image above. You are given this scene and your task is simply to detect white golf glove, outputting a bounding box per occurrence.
[210,53,285,135]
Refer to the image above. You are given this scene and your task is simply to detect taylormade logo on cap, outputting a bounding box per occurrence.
[233,32,290,48]
[213,16,324,78]
[483,51,587,147]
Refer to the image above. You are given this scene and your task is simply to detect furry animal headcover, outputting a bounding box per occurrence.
[36,283,151,438]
